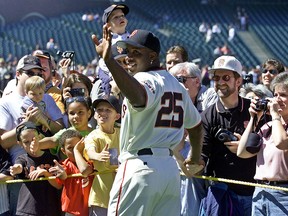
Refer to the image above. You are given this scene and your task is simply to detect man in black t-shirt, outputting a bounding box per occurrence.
[200,55,267,216]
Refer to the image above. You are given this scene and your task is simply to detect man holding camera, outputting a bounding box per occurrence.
[200,55,267,215]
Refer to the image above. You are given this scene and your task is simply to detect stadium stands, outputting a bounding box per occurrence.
[245,5,288,64]
[0,0,287,69]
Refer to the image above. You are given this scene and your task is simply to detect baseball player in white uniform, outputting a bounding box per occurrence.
[93,26,203,216]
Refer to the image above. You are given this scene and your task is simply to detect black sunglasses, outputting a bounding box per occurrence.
[212,74,234,82]
[175,76,197,84]
[23,70,42,77]
[262,69,278,75]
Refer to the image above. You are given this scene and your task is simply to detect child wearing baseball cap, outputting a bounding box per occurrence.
[95,4,130,100]
[83,95,121,216]
[102,4,130,44]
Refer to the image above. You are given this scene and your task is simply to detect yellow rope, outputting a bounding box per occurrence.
[1,170,288,192]
[0,170,114,184]
[193,175,288,192]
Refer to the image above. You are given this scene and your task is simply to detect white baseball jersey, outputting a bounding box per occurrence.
[119,69,201,154]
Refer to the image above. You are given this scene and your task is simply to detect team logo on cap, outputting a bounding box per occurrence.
[117,46,124,54]
[130,30,138,38]
[218,58,225,67]
[25,56,38,65]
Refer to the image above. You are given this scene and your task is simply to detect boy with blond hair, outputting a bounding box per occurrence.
[84,95,121,216]
[21,76,63,135]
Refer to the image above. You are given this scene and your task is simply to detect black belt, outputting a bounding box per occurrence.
[137,148,173,156]
[256,180,288,185]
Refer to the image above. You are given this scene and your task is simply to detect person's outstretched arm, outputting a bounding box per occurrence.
[92,24,146,107]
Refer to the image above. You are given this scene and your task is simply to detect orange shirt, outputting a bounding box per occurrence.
[56,159,93,216]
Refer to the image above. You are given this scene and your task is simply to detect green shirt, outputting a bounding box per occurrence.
[50,126,91,157]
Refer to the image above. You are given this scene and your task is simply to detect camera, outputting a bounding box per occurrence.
[56,50,75,59]
[255,99,268,111]
[70,88,85,97]
[215,128,238,142]
[242,74,253,85]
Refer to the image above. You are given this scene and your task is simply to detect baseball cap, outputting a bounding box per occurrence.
[209,55,242,76]
[111,44,127,60]
[16,121,38,141]
[117,29,160,54]
[16,55,44,71]
[102,4,129,24]
[93,96,121,114]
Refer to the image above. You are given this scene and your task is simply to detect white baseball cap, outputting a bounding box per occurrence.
[209,55,242,76]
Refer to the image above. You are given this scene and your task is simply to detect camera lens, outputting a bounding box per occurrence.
[255,99,268,111]
[218,133,229,142]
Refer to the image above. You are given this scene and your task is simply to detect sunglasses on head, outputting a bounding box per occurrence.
[65,96,92,109]
[23,70,42,77]
[262,69,278,75]
[175,76,197,84]
[212,74,234,82]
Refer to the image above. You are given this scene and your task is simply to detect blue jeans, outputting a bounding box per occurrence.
[252,186,288,215]
[236,193,253,216]
[198,183,252,216]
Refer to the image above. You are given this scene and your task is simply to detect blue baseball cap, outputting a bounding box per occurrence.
[117,29,161,54]
[111,44,127,59]
[93,96,121,114]
[102,4,129,24]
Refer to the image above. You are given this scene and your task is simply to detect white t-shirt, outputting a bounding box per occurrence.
[0,92,26,163]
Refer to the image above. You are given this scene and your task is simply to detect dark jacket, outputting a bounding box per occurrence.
[201,96,266,195]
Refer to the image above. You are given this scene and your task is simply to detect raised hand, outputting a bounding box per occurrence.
[92,24,113,62]
[74,137,85,152]
[62,87,73,101]
[58,58,71,78]
[30,137,39,155]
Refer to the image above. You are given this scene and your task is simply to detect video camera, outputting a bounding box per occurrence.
[56,50,75,60]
